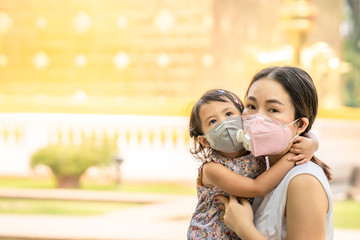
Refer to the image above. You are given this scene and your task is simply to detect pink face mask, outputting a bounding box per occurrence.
[236,114,299,157]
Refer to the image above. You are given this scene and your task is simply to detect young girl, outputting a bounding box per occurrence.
[187,89,318,239]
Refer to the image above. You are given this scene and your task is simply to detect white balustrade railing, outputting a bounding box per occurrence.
[0,113,199,182]
[0,113,360,184]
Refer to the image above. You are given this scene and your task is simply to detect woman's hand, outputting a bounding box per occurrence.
[217,195,262,239]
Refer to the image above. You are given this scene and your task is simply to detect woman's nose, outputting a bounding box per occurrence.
[255,108,266,116]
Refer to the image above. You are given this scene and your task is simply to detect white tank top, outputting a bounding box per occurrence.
[252,161,334,240]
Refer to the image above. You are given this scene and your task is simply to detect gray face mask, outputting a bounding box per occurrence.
[204,116,244,153]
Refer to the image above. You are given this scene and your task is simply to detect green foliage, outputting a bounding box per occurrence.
[342,0,360,108]
[30,143,117,178]
[342,40,360,107]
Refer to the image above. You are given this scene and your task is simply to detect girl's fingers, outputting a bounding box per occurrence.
[288,154,304,162]
[289,148,301,154]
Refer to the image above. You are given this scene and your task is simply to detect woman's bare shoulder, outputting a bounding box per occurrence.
[288,173,326,195]
[287,173,328,211]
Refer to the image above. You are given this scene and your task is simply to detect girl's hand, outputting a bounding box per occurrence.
[217,195,254,238]
[288,133,319,165]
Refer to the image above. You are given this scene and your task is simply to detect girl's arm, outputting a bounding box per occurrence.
[202,152,295,197]
[286,174,328,240]
[288,131,319,165]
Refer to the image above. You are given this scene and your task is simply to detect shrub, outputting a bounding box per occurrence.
[30,143,117,188]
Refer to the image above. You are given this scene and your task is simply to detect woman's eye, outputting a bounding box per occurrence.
[269,108,279,113]
[246,104,256,110]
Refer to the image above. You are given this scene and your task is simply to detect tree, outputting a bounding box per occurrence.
[343,0,360,107]
[31,143,117,188]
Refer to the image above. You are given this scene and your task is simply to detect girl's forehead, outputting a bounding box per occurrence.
[199,100,237,116]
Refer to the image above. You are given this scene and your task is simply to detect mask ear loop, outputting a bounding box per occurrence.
[283,134,299,146]
[282,118,301,146]
[282,118,300,127]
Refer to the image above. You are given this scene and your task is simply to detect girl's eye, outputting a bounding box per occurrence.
[225,111,233,117]
[209,119,217,125]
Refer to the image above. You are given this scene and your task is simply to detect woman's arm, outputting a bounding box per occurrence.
[201,152,295,197]
[219,174,329,240]
[286,174,329,240]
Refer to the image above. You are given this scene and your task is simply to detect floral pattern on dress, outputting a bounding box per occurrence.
[187,151,266,239]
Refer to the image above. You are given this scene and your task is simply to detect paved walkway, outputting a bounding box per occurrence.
[0,188,359,240]
[0,188,195,240]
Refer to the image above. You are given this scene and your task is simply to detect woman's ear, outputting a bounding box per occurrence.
[198,135,210,148]
[297,117,309,135]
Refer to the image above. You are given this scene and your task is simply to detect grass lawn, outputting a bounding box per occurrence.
[0,198,139,215]
[334,200,360,229]
[0,177,196,195]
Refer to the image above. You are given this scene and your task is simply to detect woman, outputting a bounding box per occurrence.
[219,66,333,240]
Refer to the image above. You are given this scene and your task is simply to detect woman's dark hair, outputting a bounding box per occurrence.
[189,89,244,159]
[246,66,332,180]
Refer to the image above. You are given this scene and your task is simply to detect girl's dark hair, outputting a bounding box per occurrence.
[189,89,244,159]
[246,66,332,180]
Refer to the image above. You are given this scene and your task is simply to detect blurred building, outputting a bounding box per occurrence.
[0,1,359,184]
[0,0,343,113]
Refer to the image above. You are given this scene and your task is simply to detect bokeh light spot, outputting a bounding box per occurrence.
[202,54,213,68]
[0,54,8,67]
[36,17,48,29]
[156,53,170,68]
[116,16,128,29]
[75,54,88,67]
[73,11,92,33]
[154,10,175,32]
[32,51,50,69]
[0,12,13,34]
[113,51,130,69]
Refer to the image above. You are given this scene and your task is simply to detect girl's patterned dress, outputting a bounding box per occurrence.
[187,151,266,239]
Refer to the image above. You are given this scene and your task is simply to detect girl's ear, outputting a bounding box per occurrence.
[198,135,210,148]
[297,117,309,135]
